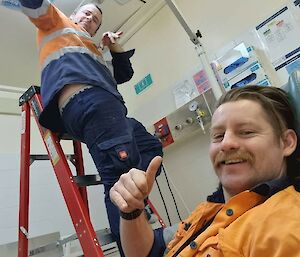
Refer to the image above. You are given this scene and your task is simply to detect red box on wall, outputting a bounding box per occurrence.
[154,117,174,148]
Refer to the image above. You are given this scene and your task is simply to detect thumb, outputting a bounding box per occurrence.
[145,156,163,193]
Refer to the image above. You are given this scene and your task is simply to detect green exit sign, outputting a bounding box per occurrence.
[134,74,153,94]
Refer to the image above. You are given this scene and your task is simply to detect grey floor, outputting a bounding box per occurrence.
[0,231,120,257]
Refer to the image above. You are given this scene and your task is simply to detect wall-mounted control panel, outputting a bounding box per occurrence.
[153,88,217,148]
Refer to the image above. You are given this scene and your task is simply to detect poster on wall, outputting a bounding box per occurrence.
[172,77,199,109]
[193,69,211,94]
[172,68,211,109]
[255,6,300,70]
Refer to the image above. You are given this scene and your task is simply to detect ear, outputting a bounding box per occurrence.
[282,129,298,157]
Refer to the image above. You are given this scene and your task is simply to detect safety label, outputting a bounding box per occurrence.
[21,111,26,134]
[44,132,59,166]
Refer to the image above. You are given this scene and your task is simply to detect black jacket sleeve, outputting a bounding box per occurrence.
[111,49,135,84]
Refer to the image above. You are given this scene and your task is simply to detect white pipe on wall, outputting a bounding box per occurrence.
[164,0,222,100]
[118,0,167,44]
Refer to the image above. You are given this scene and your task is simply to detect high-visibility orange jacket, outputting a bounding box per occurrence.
[150,179,300,257]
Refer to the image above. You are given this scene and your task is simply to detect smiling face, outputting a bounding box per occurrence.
[209,99,296,199]
[70,4,102,37]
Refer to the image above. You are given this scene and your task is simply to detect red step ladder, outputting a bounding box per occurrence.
[18,85,165,257]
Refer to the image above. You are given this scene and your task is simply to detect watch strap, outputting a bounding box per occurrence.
[120,209,143,220]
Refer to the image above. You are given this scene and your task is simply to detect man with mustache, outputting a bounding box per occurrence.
[110,85,300,257]
[14,1,163,256]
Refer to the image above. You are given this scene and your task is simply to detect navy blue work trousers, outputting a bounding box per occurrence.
[61,87,163,256]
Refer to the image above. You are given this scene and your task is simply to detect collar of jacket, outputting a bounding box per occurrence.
[207,176,291,203]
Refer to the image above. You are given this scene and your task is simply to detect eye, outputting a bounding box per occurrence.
[211,133,224,142]
[239,130,254,136]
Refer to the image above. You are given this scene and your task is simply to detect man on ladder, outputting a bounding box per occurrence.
[13,1,163,256]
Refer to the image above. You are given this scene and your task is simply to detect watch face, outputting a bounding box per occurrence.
[189,101,198,111]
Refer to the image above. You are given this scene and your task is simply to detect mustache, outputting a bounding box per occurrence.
[214,150,254,166]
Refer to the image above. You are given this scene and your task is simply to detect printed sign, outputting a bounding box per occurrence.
[134,74,153,94]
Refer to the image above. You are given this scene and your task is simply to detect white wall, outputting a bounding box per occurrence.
[121,0,287,123]
[0,0,291,245]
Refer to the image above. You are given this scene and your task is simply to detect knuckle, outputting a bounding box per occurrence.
[120,173,128,179]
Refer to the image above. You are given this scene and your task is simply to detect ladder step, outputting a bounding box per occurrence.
[59,133,75,140]
[73,174,102,187]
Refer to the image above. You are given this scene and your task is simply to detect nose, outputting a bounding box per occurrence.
[220,131,240,152]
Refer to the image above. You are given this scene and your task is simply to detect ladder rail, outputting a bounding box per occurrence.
[147,199,166,228]
[18,85,166,257]
[18,103,31,257]
[73,140,89,211]
[18,91,104,257]
[29,93,104,257]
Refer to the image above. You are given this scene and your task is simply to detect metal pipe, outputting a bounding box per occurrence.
[164,0,223,100]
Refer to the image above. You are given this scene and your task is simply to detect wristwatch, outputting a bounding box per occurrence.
[120,209,143,220]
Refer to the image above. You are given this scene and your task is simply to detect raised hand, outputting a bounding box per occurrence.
[110,156,163,213]
[101,31,123,47]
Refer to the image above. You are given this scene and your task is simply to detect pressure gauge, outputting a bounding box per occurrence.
[189,101,198,112]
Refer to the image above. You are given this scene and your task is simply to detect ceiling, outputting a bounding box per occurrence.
[0,0,163,114]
